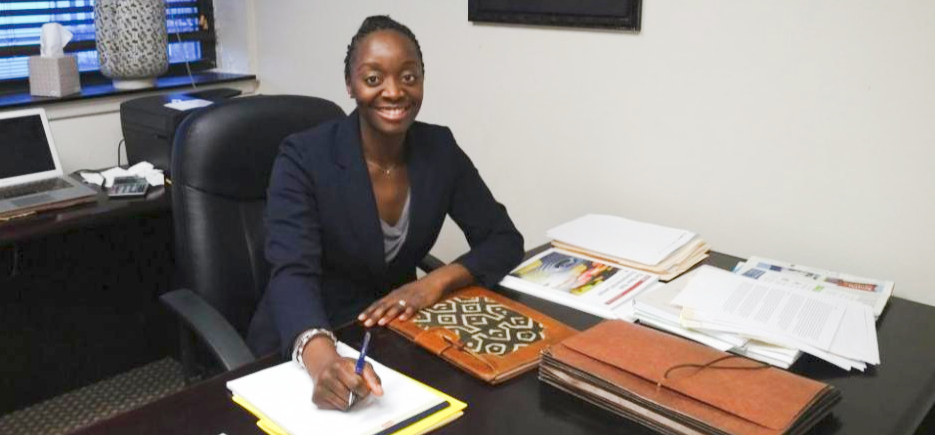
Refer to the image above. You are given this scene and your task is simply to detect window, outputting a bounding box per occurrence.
[0,0,216,85]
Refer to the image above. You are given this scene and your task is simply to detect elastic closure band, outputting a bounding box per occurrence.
[431,331,497,374]
[655,355,769,393]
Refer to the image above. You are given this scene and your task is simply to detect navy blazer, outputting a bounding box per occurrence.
[246,111,524,356]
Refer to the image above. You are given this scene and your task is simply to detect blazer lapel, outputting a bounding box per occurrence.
[333,111,386,284]
[389,126,432,274]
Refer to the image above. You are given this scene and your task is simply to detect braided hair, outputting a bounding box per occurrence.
[344,15,424,81]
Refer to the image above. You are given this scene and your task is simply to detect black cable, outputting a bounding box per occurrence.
[116,138,125,167]
[174,30,198,90]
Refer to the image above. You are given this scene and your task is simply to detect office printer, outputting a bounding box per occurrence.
[120,88,241,172]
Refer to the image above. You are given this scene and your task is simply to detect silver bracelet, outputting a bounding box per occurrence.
[292,328,337,370]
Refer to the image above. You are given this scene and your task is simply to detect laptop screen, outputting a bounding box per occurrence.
[0,114,56,179]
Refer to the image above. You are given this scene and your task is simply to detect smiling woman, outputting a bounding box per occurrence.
[345,21,425,157]
[248,15,525,412]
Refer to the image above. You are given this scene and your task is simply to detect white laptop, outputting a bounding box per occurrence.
[0,108,98,219]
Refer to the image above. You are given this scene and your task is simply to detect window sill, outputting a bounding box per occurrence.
[0,72,259,120]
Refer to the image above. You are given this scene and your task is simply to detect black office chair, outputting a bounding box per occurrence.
[160,95,444,382]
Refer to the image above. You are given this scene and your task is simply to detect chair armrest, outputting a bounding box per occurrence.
[418,253,445,273]
[160,288,255,371]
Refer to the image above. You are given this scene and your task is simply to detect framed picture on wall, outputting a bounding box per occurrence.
[468,0,641,31]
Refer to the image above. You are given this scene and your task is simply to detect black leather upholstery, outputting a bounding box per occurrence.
[164,95,344,376]
[171,95,344,337]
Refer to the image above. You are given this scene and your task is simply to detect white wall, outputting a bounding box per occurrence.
[214,0,257,74]
[253,0,935,306]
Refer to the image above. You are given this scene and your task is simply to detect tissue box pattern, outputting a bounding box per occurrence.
[28,55,81,97]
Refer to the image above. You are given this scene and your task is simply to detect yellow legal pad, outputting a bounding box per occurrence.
[231,377,466,435]
[226,343,466,435]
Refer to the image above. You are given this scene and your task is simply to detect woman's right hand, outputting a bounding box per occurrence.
[302,336,383,411]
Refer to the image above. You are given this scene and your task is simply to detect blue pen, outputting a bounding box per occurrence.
[355,331,372,375]
[348,330,372,408]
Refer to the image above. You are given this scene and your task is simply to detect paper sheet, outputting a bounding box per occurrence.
[737,257,893,317]
[633,275,748,348]
[226,343,447,435]
[164,98,213,111]
[79,161,164,188]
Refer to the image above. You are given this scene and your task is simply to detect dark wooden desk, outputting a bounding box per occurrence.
[67,252,935,435]
[0,184,169,245]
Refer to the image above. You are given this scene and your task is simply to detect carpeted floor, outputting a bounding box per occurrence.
[0,358,184,435]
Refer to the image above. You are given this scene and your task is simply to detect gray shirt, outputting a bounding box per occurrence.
[381,190,411,263]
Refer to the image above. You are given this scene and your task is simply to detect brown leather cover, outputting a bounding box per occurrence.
[540,320,840,435]
[389,286,577,384]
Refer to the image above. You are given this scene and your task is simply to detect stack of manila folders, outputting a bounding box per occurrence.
[226,342,466,435]
[634,257,893,370]
[548,214,710,281]
[500,214,709,321]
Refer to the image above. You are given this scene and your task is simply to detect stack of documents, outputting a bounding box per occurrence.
[633,268,802,368]
[226,342,466,435]
[547,214,709,281]
[540,320,842,435]
[671,266,881,370]
[635,257,893,370]
[500,247,658,321]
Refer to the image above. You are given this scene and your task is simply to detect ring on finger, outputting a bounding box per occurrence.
[397,300,407,307]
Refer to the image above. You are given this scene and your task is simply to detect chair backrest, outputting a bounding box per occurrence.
[170,95,344,337]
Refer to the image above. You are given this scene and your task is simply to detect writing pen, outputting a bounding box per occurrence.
[347,330,372,409]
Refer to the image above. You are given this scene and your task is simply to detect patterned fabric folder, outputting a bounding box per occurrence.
[389,286,577,384]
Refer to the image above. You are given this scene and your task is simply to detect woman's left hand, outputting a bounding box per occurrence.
[359,264,474,327]
[358,279,445,327]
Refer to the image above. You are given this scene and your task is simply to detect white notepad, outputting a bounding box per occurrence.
[227,342,447,435]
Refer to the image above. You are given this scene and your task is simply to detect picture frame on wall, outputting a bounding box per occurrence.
[468,0,641,31]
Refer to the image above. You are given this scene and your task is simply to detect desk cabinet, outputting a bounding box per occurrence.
[0,190,176,414]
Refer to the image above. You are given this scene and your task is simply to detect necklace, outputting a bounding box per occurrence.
[365,159,398,176]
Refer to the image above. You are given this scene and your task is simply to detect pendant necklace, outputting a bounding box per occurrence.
[366,159,397,176]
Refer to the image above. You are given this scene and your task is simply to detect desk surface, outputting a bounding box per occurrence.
[0,184,169,244]
[68,252,935,435]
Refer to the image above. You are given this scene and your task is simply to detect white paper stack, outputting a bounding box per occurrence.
[670,266,880,371]
[633,268,801,369]
[546,214,709,281]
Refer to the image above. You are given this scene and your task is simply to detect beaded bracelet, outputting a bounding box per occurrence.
[292,328,337,370]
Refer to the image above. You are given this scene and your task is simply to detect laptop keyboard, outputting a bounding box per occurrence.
[0,178,71,200]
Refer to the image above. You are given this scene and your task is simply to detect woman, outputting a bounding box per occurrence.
[245,16,524,410]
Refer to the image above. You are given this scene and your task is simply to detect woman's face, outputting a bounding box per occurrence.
[346,30,424,140]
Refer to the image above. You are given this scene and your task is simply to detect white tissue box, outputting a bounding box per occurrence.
[28,55,81,97]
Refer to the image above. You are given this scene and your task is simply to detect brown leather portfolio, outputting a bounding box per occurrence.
[389,286,577,384]
[540,320,840,435]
